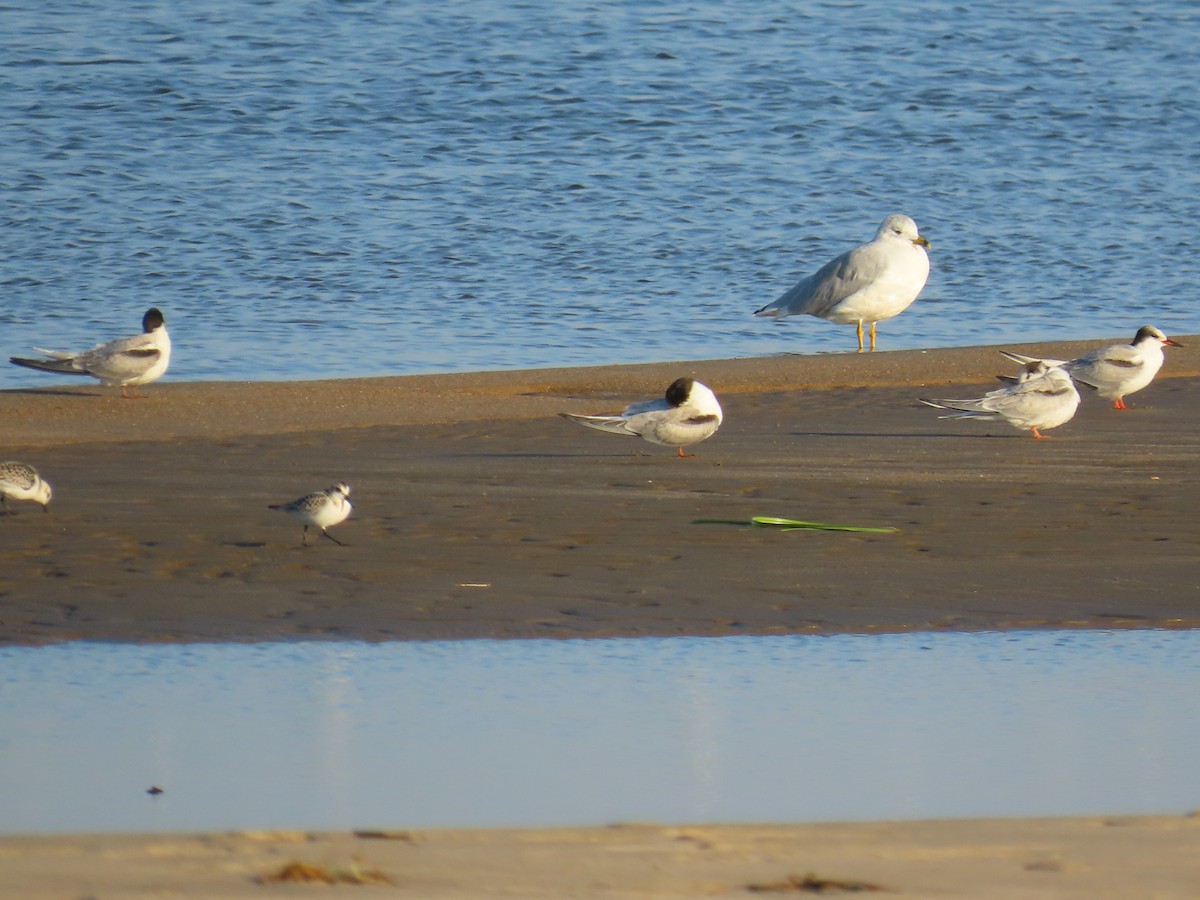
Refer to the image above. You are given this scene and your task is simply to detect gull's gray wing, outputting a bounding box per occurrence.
[762,242,889,318]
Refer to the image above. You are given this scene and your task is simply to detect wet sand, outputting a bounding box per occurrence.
[2,337,1197,645]
[3,339,1198,897]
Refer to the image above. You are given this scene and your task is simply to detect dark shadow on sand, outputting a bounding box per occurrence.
[1,387,100,398]
[789,431,1022,440]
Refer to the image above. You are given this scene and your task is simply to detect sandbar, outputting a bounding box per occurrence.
[3,339,1199,897]
[2,337,1197,645]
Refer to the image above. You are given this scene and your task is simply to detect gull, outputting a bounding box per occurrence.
[754,214,931,352]
[0,462,52,513]
[1000,325,1182,410]
[269,482,352,546]
[10,307,171,398]
[559,377,723,458]
[920,362,1080,439]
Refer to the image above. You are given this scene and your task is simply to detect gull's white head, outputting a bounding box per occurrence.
[876,214,930,249]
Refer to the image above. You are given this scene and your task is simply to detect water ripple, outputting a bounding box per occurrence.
[1,0,1198,387]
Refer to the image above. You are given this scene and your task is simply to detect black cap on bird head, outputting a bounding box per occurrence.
[664,377,694,408]
[1132,325,1180,348]
[143,308,166,332]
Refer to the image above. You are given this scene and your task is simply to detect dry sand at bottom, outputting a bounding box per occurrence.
[2,338,1198,896]
[2,817,1199,899]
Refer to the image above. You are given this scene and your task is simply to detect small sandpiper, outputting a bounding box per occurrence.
[269,482,352,546]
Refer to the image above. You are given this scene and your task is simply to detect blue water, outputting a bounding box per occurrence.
[2,1,1199,390]
[2,630,1198,834]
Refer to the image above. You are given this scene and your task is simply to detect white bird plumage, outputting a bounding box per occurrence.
[10,307,171,398]
[0,461,53,513]
[754,214,931,352]
[269,482,352,546]
[559,377,723,457]
[920,362,1081,439]
[999,325,1181,410]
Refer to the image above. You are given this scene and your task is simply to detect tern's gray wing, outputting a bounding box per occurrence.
[621,397,671,417]
[1067,342,1143,380]
[767,242,889,318]
[990,373,1077,429]
[987,378,1062,414]
[999,350,1069,367]
[558,412,638,437]
[920,380,1031,416]
[74,332,164,381]
[919,396,994,416]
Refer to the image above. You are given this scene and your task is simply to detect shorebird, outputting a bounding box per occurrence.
[921,362,1080,439]
[269,482,352,546]
[10,307,172,398]
[0,462,53,513]
[559,377,723,458]
[754,214,931,352]
[999,325,1181,410]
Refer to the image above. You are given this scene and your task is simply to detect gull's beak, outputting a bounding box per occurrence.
[914,235,931,248]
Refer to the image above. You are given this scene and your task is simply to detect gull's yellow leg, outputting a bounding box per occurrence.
[869,321,878,352]
[855,321,864,352]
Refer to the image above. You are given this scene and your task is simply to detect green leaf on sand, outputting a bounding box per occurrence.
[692,516,899,534]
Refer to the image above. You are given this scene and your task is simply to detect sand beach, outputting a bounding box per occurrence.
[2,337,1198,896]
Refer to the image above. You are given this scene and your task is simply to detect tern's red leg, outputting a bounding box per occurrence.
[1031,427,1049,439]
[1113,397,1127,410]
[676,447,694,458]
